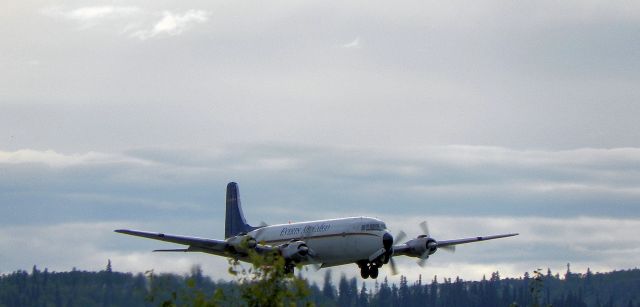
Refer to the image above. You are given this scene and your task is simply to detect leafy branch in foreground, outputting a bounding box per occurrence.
[228,248,312,307]
[145,269,224,307]
[146,245,312,307]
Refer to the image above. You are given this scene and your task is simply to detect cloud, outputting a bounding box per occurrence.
[342,37,362,49]
[5,0,638,285]
[381,215,640,283]
[42,6,209,39]
[42,6,140,28]
[131,10,209,40]
[7,1,637,152]
[2,145,640,230]
[0,149,149,167]
[65,6,140,21]
[2,0,636,286]
[2,145,639,284]
[0,221,230,276]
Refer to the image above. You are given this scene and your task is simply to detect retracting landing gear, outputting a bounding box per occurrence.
[357,260,381,279]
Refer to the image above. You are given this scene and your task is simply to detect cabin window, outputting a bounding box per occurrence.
[361,223,385,231]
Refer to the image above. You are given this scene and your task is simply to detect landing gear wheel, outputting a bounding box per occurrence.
[284,263,295,275]
[360,267,370,279]
[370,267,379,279]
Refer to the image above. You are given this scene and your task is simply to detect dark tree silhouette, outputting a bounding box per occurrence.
[2,264,640,307]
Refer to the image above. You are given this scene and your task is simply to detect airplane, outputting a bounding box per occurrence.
[116,182,518,279]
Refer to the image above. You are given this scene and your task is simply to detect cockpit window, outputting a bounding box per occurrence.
[361,223,385,231]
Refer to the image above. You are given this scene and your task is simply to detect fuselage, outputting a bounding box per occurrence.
[249,217,388,267]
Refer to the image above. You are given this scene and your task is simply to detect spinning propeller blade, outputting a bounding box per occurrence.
[440,245,456,253]
[395,230,407,244]
[389,257,399,275]
[419,221,430,237]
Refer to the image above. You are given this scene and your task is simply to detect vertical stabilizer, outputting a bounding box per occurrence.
[225,182,257,238]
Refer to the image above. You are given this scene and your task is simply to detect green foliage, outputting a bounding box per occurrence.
[145,268,224,307]
[146,248,312,307]
[529,268,545,307]
[228,250,312,307]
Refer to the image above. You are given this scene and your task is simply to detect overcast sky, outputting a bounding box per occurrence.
[1,0,639,285]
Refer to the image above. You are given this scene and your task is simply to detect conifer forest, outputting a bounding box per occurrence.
[1,263,639,307]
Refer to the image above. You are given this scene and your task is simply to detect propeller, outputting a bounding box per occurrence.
[419,221,430,237]
[441,245,456,253]
[393,221,457,269]
[252,226,267,243]
[395,230,407,244]
[420,220,455,253]
[297,225,322,271]
[388,230,406,276]
[417,254,429,267]
[417,221,432,267]
[379,222,453,275]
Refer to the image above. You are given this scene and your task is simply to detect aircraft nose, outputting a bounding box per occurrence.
[383,231,393,251]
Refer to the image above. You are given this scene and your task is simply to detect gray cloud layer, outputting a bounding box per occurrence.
[1,0,639,283]
[1,145,639,281]
[2,1,640,151]
[3,145,639,226]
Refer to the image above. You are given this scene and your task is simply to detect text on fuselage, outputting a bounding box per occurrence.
[280,223,331,237]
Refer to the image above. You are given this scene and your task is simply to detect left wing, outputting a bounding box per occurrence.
[115,229,229,256]
[437,233,519,248]
[115,229,278,257]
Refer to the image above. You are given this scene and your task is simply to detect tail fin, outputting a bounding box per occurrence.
[225,182,257,238]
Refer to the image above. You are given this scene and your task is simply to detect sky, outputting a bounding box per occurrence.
[1,0,640,286]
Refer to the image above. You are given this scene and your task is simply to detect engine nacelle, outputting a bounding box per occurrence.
[278,240,310,263]
[405,236,438,257]
[225,234,257,253]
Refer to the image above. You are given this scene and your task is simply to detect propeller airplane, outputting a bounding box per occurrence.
[116,182,518,279]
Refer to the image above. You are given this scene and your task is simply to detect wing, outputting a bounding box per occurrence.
[437,233,519,248]
[393,233,518,255]
[115,229,278,258]
[115,229,229,256]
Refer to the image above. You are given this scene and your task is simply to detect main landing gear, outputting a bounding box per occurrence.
[284,261,295,275]
[357,260,381,279]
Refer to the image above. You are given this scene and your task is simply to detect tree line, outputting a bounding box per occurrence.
[1,261,639,307]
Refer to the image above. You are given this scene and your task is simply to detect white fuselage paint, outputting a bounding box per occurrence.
[249,217,388,267]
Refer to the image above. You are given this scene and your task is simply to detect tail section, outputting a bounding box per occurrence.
[225,182,257,238]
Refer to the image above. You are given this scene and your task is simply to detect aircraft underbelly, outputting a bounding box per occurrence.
[308,233,380,265]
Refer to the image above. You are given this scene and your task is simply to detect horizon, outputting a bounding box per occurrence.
[8,261,637,285]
